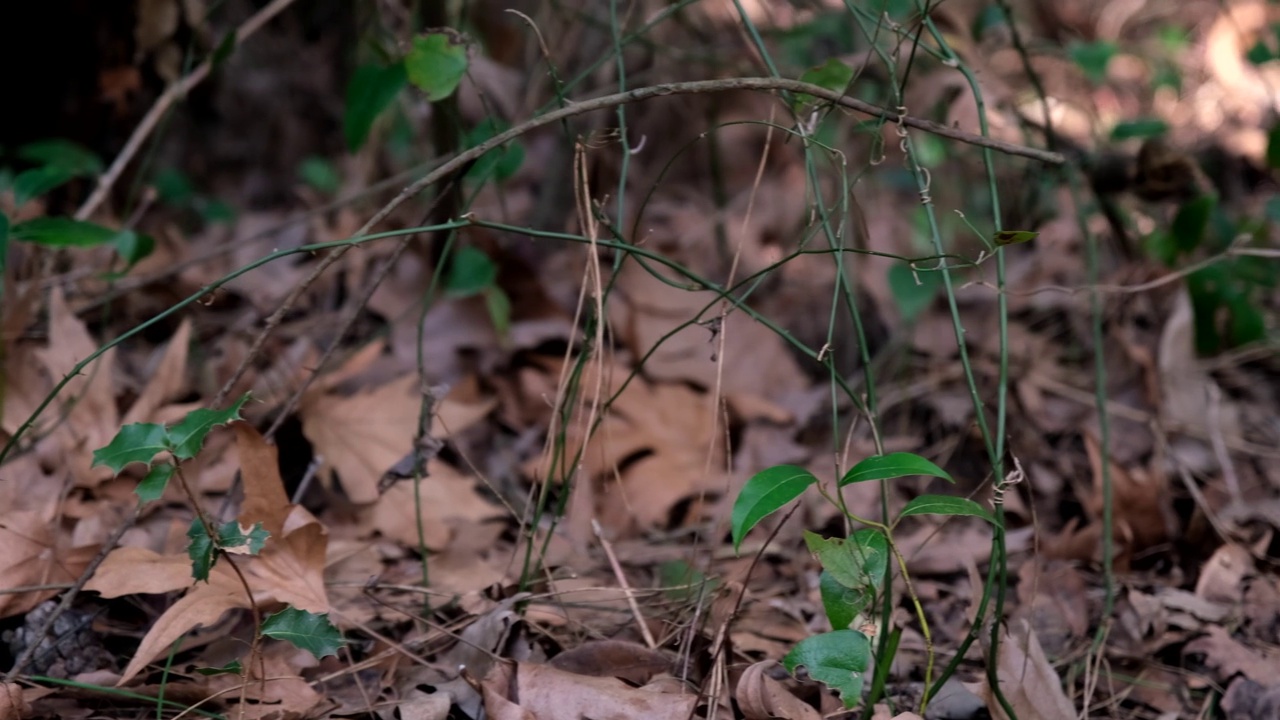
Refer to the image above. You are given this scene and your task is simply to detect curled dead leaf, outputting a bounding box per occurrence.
[736,660,820,720]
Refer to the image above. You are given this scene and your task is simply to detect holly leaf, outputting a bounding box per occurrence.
[92,423,171,475]
[261,606,345,659]
[135,462,175,504]
[168,394,250,461]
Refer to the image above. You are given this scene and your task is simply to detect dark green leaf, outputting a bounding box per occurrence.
[136,462,175,504]
[112,230,155,269]
[167,394,250,461]
[211,30,237,67]
[731,465,818,552]
[0,213,8,283]
[1226,294,1266,348]
[819,571,862,630]
[216,521,269,556]
[13,166,78,205]
[971,5,1008,41]
[404,29,469,102]
[783,630,871,708]
[199,199,236,224]
[1069,40,1117,84]
[1171,194,1216,253]
[446,246,497,296]
[343,63,408,152]
[899,494,994,524]
[658,560,720,603]
[11,218,119,248]
[194,660,242,676]
[1110,118,1169,141]
[298,157,341,195]
[839,452,952,487]
[92,423,170,474]
[464,117,525,183]
[886,263,940,322]
[484,287,511,335]
[804,529,887,591]
[993,229,1039,246]
[1268,125,1280,169]
[187,519,217,582]
[18,139,102,175]
[1187,266,1228,355]
[798,58,854,100]
[260,606,345,659]
[1247,39,1276,66]
[1143,229,1178,267]
[152,168,194,205]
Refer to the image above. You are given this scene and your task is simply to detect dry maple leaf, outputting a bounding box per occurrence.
[34,288,119,488]
[371,460,506,550]
[607,260,806,405]
[85,426,332,685]
[526,359,727,533]
[0,511,98,618]
[300,373,495,504]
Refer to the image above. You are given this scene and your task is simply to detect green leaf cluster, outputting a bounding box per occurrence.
[343,28,472,153]
[92,394,251,502]
[1144,193,1275,355]
[730,453,994,707]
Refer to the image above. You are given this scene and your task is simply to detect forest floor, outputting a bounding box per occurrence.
[1,1,1279,718]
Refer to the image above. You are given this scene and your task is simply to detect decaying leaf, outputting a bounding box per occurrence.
[970,618,1077,720]
[736,660,821,720]
[480,661,696,720]
[300,372,494,504]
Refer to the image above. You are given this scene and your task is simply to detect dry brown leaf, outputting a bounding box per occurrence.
[1158,294,1242,469]
[1223,677,1280,720]
[548,640,672,685]
[1196,543,1254,604]
[970,618,1077,720]
[1,346,52,438]
[370,461,506,550]
[36,288,118,488]
[0,683,28,720]
[121,318,192,426]
[392,688,451,720]
[1013,560,1089,659]
[736,660,821,720]
[871,708,924,720]
[234,422,292,538]
[300,373,495,504]
[88,459,330,683]
[481,661,697,720]
[527,359,726,534]
[246,511,328,613]
[1186,625,1280,684]
[1060,432,1174,568]
[607,260,806,403]
[86,546,194,597]
[117,569,249,684]
[204,643,325,719]
[0,511,97,618]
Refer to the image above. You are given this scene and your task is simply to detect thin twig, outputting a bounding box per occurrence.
[75,0,302,221]
[4,505,141,681]
[214,75,1062,406]
[592,519,657,649]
